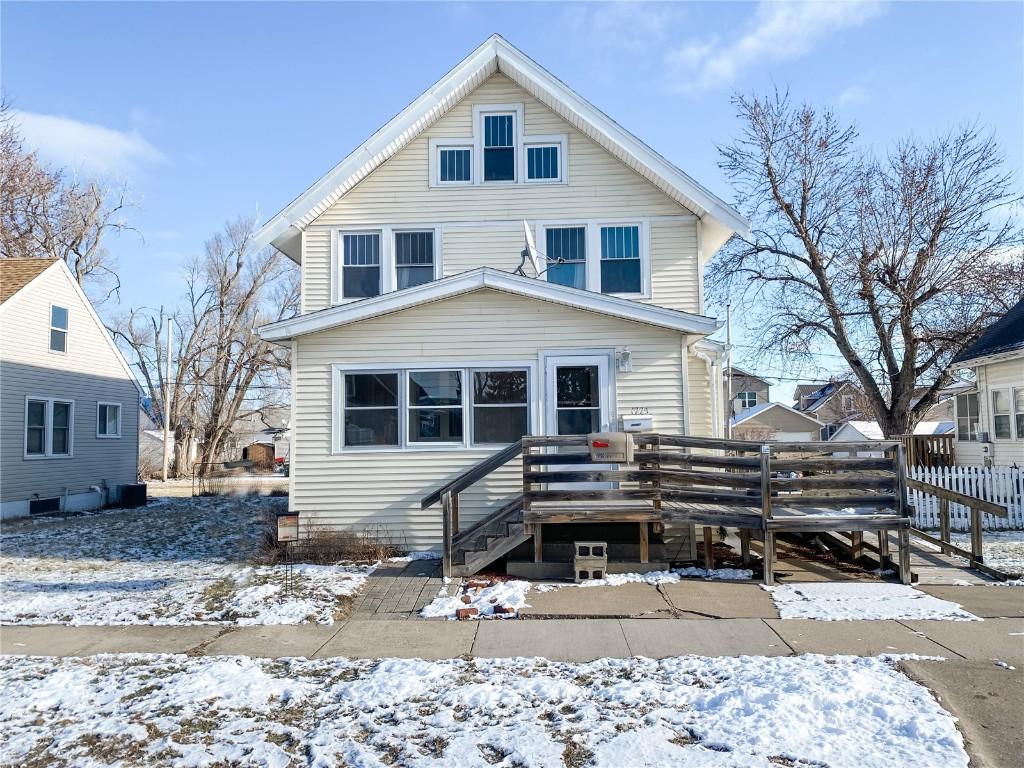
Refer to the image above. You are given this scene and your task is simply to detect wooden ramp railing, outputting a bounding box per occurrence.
[420,434,1018,583]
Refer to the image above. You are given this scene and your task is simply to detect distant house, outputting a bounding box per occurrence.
[949,298,1024,467]
[221,406,291,466]
[730,402,824,442]
[792,380,862,438]
[0,259,141,518]
[726,367,771,418]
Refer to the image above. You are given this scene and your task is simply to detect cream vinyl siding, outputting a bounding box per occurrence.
[291,288,707,549]
[301,74,700,314]
[0,265,139,506]
[956,356,1024,466]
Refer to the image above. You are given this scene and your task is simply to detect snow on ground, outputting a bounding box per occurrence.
[949,530,1024,574]
[767,583,981,621]
[0,652,967,768]
[421,579,531,619]
[539,567,753,591]
[0,496,372,625]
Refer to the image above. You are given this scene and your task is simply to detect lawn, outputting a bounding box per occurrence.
[0,496,372,625]
[0,653,968,768]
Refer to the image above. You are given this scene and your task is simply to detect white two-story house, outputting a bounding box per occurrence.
[256,36,749,556]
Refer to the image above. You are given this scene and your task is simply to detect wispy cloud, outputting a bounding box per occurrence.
[13,111,167,177]
[564,1,687,54]
[837,84,870,107]
[667,1,883,94]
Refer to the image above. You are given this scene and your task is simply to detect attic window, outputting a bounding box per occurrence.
[483,113,515,182]
[737,391,757,409]
[49,305,68,353]
[438,147,471,183]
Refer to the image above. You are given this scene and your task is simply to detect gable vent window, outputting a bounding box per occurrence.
[600,225,641,294]
[483,114,515,181]
[526,145,559,181]
[395,231,435,290]
[439,148,471,182]
[545,227,586,290]
[50,305,68,353]
[342,233,381,298]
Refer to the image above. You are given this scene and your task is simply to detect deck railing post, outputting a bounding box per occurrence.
[970,506,984,566]
[441,491,453,578]
[938,498,951,555]
[760,444,774,585]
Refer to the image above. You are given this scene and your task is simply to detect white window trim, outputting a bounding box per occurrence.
[737,391,758,409]
[332,225,443,305]
[49,304,68,355]
[954,391,980,442]
[24,396,74,459]
[536,219,651,299]
[429,139,474,186]
[332,361,538,453]
[1014,386,1024,441]
[474,103,523,185]
[96,401,122,439]
[407,368,466,448]
[991,387,1013,441]
[522,134,568,184]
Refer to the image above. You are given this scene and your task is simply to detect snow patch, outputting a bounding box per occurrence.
[420,579,531,619]
[766,583,981,621]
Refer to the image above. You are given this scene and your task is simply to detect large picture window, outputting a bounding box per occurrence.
[956,392,979,441]
[338,365,531,450]
[24,397,73,457]
[600,225,641,294]
[545,226,586,289]
[472,370,529,444]
[408,370,463,444]
[342,232,381,298]
[394,231,435,290]
[344,373,398,446]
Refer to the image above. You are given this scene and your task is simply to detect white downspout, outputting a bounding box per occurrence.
[693,347,722,439]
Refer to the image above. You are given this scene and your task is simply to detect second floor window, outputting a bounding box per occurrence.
[342,233,381,298]
[956,392,979,441]
[395,231,435,289]
[545,227,586,290]
[600,225,641,294]
[483,114,515,181]
[50,305,68,352]
[737,391,757,409]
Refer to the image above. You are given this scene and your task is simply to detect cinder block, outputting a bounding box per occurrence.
[574,541,607,558]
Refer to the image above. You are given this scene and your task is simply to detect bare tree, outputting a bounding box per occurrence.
[0,98,133,301]
[114,217,297,477]
[712,91,1022,437]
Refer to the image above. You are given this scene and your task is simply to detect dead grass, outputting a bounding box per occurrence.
[256,520,407,565]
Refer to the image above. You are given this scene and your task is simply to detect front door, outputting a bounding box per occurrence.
[544,354,613,489]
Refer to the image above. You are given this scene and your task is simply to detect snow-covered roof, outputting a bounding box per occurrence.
[259,267,721,341]
[252,34,749,262]
[829,420,955,441]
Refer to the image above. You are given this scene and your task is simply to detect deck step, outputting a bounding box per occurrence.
[452,495,523,549]
[462,526,530,575]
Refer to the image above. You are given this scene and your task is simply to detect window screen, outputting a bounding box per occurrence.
[545,227,586,289]
[395,231,434,290]
[527,145,559,180]
[600,225,641,293]
[483,114,514,181]
[342,233,381,298]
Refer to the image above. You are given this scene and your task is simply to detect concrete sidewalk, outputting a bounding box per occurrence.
[3,615,1022,661]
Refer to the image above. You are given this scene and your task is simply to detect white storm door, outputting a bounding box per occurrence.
[544,354,613,490]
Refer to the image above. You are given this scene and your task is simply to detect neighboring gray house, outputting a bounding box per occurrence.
[0,259,141,518]
[793,380,862,438]
[726,366,771,420]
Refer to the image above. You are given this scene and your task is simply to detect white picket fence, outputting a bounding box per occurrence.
[909,465,1024,531]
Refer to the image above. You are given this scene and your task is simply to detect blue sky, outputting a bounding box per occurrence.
[4,1,1022,395]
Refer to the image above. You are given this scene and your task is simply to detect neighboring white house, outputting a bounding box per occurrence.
[730,402,824,442]
[0,259,142,518]
[950,298,1024,467]
[255,35,749,551]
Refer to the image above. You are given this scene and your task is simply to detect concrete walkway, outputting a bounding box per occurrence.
[3,613,1022,662]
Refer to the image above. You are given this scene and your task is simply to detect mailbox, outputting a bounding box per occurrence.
[621,415,653,433]
[588,432,634,463]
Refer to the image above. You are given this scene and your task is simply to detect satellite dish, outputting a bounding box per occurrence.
[522,220,541,275]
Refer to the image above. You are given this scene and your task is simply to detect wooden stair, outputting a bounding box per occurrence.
[451,495,528,577]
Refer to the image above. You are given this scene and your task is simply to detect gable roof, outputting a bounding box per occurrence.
[0,259,143,395]
[0,258,58,303]
[729,401,824,429]
[952,297,1024,364]
[259,267,720,341]
[793,380,858,413]
[252,34,750,263]
[727,366,771,387]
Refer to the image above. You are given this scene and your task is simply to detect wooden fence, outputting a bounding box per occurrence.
[909,465,1024,530]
